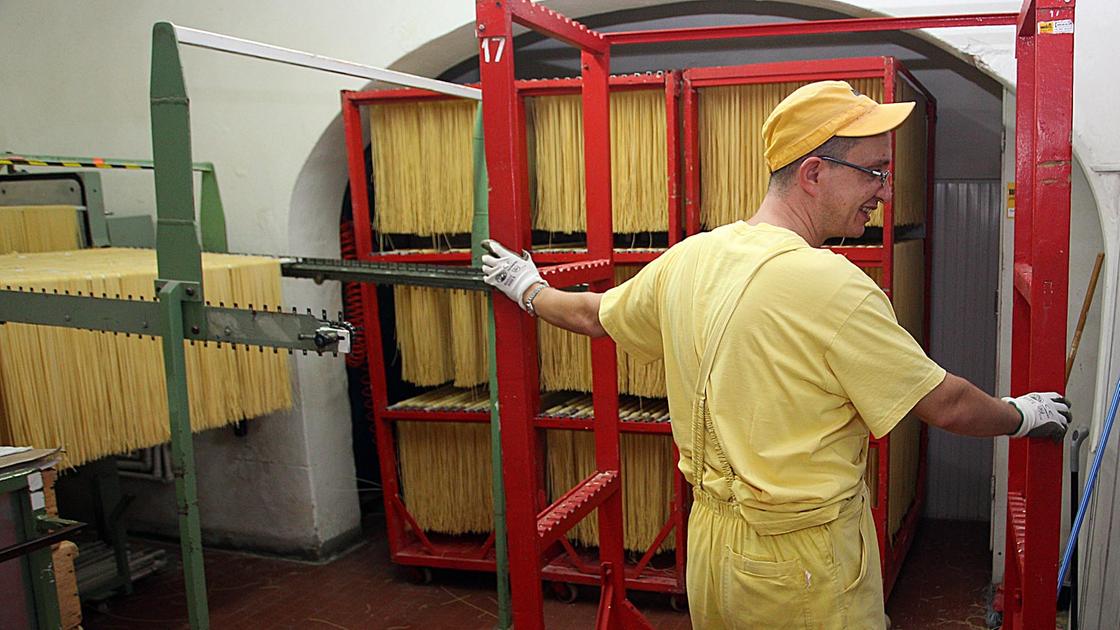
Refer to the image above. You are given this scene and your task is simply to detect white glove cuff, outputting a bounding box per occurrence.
[1003,396,1028,438]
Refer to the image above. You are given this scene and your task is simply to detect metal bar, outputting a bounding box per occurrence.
[1018,1,1074,625]
[171,24,480,100]
[281,257,487,289]
[682,77,701,234]
[159,281,209,630]
[0,290,162,334]
[581,41,630,617]
[0,290,347,353]
[502,0,607,53]
[536,471,619,548]
[0,523,84,564]
[539,260,613,288]
[664,72,682,245]
[382,409,489,422]
[683,56,887,85]
[604,12,1018,46]
[0,153,214,172]
[828,246,885,263]
[516,73,666,96]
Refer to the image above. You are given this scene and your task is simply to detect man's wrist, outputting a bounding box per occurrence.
[521,281,547,304]
[522,282,549,317]
[1004,398,1025,437]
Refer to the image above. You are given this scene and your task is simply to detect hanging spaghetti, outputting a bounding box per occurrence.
[538,265,666,397]
[0,248,291,467]
[0,205,81,254]
[369,98,476,237]
[527,89,668,234]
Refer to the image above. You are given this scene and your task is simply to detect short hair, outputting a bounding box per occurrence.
[768,136,861,191]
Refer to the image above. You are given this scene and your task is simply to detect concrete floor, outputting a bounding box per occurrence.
[82,518,997,629]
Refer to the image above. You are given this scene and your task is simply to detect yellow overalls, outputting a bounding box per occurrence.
[684,244,885,630]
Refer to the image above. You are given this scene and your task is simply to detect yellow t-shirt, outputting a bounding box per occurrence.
[599,222,945,513]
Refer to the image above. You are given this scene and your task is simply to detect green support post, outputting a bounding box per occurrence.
[151,21,210,630]
[472,104,512,630]
[151,22,204,293]
[159,281,209,629]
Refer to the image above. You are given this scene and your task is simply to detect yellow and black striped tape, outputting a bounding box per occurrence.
[1,156,148,170]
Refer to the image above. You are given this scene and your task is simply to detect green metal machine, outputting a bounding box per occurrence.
[0,21,505,630]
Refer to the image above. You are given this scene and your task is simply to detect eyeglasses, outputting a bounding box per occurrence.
[818,156,891,185]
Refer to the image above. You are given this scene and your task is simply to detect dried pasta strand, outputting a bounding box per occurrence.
[0,205,81,254]
[0,248,290,468]
[527,90,668,234]
[369,99,476,236]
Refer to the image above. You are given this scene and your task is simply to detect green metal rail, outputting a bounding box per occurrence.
[281,257,487,290]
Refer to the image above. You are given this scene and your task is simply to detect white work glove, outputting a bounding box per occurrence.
[480,239,547,311]
[1003,392,1071,440]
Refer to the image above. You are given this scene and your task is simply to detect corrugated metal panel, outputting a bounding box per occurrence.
[927,180,1001,521]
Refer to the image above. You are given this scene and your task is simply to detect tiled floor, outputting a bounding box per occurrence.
[83,518,995,629]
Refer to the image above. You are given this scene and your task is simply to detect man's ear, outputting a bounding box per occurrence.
[797,157,823,197]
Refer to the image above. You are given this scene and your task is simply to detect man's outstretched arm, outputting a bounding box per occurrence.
[913,373,1071,440]
[480,239,607,338]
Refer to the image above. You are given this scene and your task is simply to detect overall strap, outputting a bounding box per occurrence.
[690,244,800,494]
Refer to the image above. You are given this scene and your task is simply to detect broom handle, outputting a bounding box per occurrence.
[1066,252,1105,385]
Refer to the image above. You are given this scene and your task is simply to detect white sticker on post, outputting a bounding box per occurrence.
[1038,19,1074,35]
[31,490,46,511]
[27,471,43,492]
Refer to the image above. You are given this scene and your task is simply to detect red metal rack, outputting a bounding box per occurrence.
[680,55,937,598]
[343,2,1070,627]
[340,71,685,594]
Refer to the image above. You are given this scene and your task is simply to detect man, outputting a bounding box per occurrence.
[481,81,1070,629]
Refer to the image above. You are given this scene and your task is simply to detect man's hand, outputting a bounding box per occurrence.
[480,239,546,310]
[1003,392,1072,440]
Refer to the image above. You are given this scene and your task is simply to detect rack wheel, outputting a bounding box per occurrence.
[670,594,688,612]
[406,566,433,585]
[549,581,579,603]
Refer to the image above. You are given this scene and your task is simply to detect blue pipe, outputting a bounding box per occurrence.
[1058,375,1120,594]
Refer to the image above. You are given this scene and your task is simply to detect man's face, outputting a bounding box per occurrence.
[817,134,892,240]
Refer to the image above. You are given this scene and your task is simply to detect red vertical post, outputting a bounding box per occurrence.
[682,78,701,235]
[341,91,406,556]
[581,44,628,611]
[476,1,546,626]
[1004,1,1074,627]
[664,72,682,245]
[873,58,897,584]
[1003,25,1034,622]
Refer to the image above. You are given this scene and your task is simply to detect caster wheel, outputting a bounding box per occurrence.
[550,581,579,603]
[669,594,688,613]
[407,566,433,585]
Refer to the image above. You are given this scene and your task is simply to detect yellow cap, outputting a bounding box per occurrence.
[762,80,916,172]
